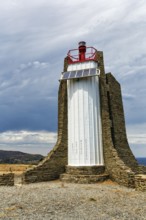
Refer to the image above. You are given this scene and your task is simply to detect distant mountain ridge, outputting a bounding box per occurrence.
[0,150,44,164]
[0,150,145,166]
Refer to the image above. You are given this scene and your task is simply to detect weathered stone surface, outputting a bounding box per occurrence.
[23,80,68,184]
[14,174,23,186]
[61,165,108,184]
[135,175,146,191]
[138,165,146,174]
[60,173,109,184]
[99,72,142,188]
[0,173,14,186]
[66,165,105,175]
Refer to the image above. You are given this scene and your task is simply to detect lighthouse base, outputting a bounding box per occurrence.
[60,166,109,184]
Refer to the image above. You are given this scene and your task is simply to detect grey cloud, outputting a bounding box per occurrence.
[0,96,58,132]
[15,61,50,73]
[129,144,146,158]
[0,130,57,155]
[123,94,135,101]
[0,0,146,156]
[127,123,146,157]
[0,130,57,144]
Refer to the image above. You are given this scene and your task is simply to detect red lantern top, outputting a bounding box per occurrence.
[67,41,97,64]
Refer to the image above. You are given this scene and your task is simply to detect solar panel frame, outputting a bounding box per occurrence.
[60,68,100,80]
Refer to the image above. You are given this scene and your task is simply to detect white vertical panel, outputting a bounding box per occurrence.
[78,79,84,164]
[83,79,90,164]
[74,80,78,164]
[90,77,96,165]
[68,80,72,165]
[88,78,94,165]
[68,80,71,164]
[96,76,104,165]
[95,76,100,163]
[67,75,104,166]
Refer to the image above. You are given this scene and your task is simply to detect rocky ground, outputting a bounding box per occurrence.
[0,180,145,220]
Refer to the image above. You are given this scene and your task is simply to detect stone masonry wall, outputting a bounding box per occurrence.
[107,73,139,171]
[0,173,14,186]
[23,81,68,183]
[138,165,146,174]
[100,72,140,187]
[135,175,146,191]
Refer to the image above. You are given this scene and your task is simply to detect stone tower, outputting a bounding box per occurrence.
[23,42,146,190]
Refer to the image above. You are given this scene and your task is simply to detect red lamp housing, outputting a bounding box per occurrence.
[67,41,97,64]
[78,41,86,61]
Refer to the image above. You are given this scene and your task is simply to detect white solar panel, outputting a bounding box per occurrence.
[62,72,70,79]
[61,68,99,80]
[90,68,96,76]
[83,69,90,77]
[70,71,76,78]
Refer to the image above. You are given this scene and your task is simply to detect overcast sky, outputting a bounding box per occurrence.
[0,0,146,157]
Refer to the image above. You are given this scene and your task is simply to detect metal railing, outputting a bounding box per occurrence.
[67,47,97,64]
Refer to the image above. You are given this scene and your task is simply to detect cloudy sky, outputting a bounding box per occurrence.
[0,0,146,157]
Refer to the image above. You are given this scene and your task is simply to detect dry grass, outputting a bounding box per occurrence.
[0,164,35,174]
[104,179,119,185]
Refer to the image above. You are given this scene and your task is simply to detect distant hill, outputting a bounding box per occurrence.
[0,150,44,164]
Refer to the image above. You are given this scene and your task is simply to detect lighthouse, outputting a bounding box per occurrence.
[24,42,144,189]
[61,41,104,166]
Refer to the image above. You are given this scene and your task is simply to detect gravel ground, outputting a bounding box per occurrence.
[0,180,145,220]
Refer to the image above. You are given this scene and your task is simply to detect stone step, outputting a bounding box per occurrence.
[60,173,109,184]
[66,165,105,175]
